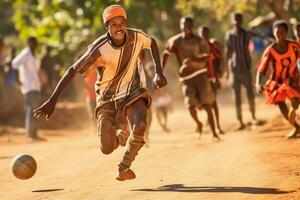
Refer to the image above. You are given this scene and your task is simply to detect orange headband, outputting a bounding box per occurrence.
[103,5,127,24]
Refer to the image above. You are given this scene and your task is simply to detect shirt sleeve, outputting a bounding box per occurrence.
[12,49,27,70]
[71,47,101,77]
[138,31,152,50]
[257,46,272,75]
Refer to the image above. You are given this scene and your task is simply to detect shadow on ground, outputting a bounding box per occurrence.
[32,189,64,193]
[132,184,292,194]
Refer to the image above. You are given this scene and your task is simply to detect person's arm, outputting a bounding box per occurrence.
[255,46,272,93]
[162,51,170,70]
[248,29,274,43]
[255,72,264,94]
[183,38,210,68]
[149,38,167,89]
[34,47,100,120]
[224,33,232,80]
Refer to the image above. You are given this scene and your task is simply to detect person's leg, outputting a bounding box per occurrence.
[244,74,257,121]
[188,105,203,135]
[203,104,220,140]
[212,101,224,134]
[161,107,170,132]
[117,98,148,181]
[144,108,152,146]
[25,91,40,139]
[288,98,299,124]
[278,102,300,138]
[233,75,245,129]
[97,102,126,154]
[155,108,164,129]
[24,93,32,138]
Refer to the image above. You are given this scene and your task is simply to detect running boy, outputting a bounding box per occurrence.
[34,5,167,180]
[256,20,300,138]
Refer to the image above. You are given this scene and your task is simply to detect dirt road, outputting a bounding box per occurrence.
[1,102,300,200]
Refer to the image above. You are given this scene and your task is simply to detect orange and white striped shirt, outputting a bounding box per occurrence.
[73,28,152,102]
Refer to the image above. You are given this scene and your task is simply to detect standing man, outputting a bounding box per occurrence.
[162,17,220,140]
[12,37,42,141]
[34,5,167,181]
[225,13,258,130]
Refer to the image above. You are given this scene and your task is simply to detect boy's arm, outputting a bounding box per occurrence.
[150,38,167,88]
[255,72,264,94]
[33,67,77,119]
[34,48,100,120]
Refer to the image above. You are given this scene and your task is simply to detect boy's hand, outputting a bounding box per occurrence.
[33,99,56,120]
[153,72,167,89]
[255,83,264,94]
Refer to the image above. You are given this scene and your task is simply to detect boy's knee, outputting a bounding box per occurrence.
[133,121,147,135]
[100,146,114,155]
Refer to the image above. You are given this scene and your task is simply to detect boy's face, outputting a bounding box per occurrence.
[107,16,127,41]
[200,28,209,39]
[232,15,243,28]
[180,19,193,36]
[28,39,38,50]
[274,26,288,42]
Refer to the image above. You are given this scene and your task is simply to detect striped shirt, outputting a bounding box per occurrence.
[72,28,152,102]
[225,28,252,73]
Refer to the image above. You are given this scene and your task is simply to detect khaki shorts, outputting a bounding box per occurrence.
[95,87,151,135]
[182,72,215,108]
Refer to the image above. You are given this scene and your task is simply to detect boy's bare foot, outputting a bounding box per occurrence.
[195,123,203,134]
[27,136,47,143]
[216,128,225,134]
[236,124,246,131]
[116,168,136,181]
[213,134,221,141]
[286,128,299,139]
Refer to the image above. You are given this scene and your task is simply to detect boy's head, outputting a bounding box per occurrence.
[198,26,210,40]
[27,36,38,50]
[294,22,300,40]
[231,13,243,28]
[103,5,127,41]
[180,16,193,36]
[272,20,288,42]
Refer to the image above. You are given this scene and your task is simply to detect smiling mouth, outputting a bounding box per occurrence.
[116,31,124,35]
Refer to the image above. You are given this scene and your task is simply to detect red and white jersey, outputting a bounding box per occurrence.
[73,28,152,102]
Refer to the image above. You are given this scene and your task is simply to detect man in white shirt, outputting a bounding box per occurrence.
[12,37,41,141]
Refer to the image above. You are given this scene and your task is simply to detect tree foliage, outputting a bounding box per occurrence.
[3,0,300,64]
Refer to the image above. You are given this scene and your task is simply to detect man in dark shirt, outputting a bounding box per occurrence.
[225,13,258,130]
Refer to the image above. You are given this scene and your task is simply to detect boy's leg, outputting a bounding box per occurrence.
[288,98,299,124]
[116,98,148,181]
[244,74,257,122]
[189,106,203,135]
[204,104,220,140]
[144,108,152,146]
[278,102,300,138]
[233,75,245,130]
[25,91,40,140]
[97,103,128,154]
[212,101,224,134]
